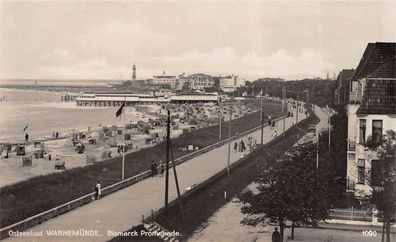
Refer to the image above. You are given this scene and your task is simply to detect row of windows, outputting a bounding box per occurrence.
[359,119,383,144]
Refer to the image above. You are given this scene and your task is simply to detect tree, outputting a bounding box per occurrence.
[366,130,396,242]
[239,141,334,241]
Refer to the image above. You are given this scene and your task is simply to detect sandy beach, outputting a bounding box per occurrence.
[0,89,256,187]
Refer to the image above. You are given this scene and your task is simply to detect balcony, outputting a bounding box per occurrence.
[349,90,362,104]
[348,140,356,152]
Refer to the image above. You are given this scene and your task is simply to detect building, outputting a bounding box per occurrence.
[170,93,219,104]
[75,92,219,106]
[334,69,354,105]
[219,75,246,93]
[175,74,190,91]
[188,73,214,90]
[346,42,396,197]
[153,75,177,88]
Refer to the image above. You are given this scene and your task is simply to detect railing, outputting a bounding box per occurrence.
[0,113,290,240]
[349,90,362,103]
[329,208,372,222]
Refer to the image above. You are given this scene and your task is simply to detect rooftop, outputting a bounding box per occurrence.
[352,42,396,81]
[356,78,396,115]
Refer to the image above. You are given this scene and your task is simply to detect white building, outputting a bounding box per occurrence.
[346,42,396,197]
[153,75,177,88]
[219,75,246,93]
[188,73,214,90]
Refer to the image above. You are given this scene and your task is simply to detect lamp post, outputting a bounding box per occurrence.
[260,101,265,145]
[219,101,222,140]
[227,109,232,176]
[327,108,331,150]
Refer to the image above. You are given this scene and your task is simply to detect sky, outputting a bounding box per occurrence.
[1,1,395,81]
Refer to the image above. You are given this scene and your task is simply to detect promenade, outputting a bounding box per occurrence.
[5,108,307,242]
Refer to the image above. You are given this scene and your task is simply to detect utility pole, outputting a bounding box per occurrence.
[296,94,299,125]
[219,101,222,140]
[316,131,320,171]
[260,104,265,145]
[260,88,263,122]
[164,110,170,210]
[328,110,331,150]
[169,140,186,229]
[227,109,232,176]
[282,85,286,135]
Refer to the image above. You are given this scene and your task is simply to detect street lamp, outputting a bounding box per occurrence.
[226,107,233,176]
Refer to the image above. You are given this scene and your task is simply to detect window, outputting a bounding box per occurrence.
[372,120,383,141]
[357,159,365,184]
[359,119,366,144]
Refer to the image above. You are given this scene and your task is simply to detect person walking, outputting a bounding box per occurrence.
[234,142,238,153]
[25,133,29,143]
[95,181,101,200]
[159,160,165,177]
[271,227,281,242]
[151,161,157,177]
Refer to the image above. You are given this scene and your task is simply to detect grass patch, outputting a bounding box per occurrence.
[0,101,281,228]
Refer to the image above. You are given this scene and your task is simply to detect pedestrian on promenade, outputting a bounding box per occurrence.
[159,160,165,177]
[271,227,281,242]
[241,140,246,151]
[95,181,101,200]
[234,142,238,153]
[151,161,157,177]
[25,133,29,143]
[55,132,59,139]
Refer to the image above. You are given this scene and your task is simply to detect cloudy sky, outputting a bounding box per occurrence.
[1,1,395,81]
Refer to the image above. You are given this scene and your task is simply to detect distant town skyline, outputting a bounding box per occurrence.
[1,1,395,81]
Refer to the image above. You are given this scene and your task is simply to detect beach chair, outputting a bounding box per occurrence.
[16,145,26,156]
[22,156,32,166]
[54,160,65,170]
[101,151,112,159]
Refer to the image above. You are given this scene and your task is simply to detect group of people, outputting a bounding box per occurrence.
[234,136,257,153]
[268,118,277,130]
[150,160,165,177]
[52,131,59,139]
[234,139,246,152]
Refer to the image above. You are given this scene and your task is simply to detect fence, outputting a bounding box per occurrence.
[329,208,372,222]
[0,113,289,240]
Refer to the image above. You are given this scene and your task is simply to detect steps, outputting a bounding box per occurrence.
[143,222,180,242]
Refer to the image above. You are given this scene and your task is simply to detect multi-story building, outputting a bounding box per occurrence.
[219,75,246,93]
[346,42,396,197]
[188,73,214,90]
[335,69,354,106]
[152,75,177,88]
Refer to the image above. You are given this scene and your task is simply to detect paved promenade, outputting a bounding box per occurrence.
[5,108,307,242]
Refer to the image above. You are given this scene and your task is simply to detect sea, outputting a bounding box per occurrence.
[0,83,147,143]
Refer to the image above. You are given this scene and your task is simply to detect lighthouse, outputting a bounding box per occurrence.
[132,65,136,81]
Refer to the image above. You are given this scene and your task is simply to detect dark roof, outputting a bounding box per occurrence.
[356,79,396,115]
[204,86,223,93]
[367,56,396,78]
[153,75,176,78]
[352,42,396,81]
